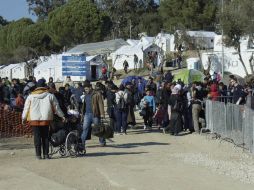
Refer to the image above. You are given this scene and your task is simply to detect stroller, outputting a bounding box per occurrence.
[49,109,84,158]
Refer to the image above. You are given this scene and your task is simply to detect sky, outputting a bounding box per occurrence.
[0,0,37,21]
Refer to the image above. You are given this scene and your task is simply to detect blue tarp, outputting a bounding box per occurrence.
[121,76,147,86]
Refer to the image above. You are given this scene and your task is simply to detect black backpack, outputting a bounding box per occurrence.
[117,93,127,110]
[51,129,67,147]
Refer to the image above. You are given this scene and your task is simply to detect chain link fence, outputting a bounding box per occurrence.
[205,100,254,153]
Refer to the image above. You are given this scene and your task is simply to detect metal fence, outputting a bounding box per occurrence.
[205,100,254,153]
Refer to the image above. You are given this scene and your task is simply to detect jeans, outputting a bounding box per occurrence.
[192,104,202,132]
[144,107,153,127]
[81,113,105,145]
[33,126,49,157]
[115,109,128,133]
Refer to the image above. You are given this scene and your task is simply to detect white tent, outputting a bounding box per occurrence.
[0,64,20,79]
[11,63,28,79]
[154,33,175,53]
[112,37,161,70]
[34,54,106,82]
[34,54,63,82]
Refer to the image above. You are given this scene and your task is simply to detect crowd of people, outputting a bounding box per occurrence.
[0,71,254,159]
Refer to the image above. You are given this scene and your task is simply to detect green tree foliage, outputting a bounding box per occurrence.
[27,0,67,20]
[46,0,111,46]
[97,0,161,39]
[0,16,8,27]
[0,19,58,64]
[159,0,218,32]
[221,0,254,76]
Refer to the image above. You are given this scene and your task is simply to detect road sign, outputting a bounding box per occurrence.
[62,55,87,76]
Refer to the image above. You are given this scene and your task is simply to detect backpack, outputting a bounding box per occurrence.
[51,129,67,147]
[117,92,127,110]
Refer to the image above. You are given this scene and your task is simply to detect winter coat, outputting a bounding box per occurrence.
[210,84,220,101]
[22,87,64,126]
[143,95,156,113]
[81,90,105,117]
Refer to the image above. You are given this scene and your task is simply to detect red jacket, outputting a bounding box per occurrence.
[210,84,220,101]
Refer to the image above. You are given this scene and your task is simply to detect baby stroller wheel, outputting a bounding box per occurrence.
[65,130,79,157]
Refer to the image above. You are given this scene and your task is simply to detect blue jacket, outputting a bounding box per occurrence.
[144,95,156,112]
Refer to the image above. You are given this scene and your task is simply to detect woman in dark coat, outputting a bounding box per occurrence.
[164,86,183,135]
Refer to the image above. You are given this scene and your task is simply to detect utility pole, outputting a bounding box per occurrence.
[129,19,132,39]
[221,0,225,78]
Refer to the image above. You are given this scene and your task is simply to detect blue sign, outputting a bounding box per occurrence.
[62,55,87,76]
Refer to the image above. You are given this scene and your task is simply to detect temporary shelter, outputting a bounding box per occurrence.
[174,69,205,84]
[154,33,175,53]
[34,54,106,82]
[0,64,20,79]
[187,58,202,70]
[112,36,161,70]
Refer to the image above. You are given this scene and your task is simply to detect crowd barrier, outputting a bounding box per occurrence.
[0,108,32,138]
[205,100,254,153]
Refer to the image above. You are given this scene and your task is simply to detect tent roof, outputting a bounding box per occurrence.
[126,39,139,46]
[174,69,205,84]
[2,64,20,70]
[186,31,217,38]
[67,39,128,55]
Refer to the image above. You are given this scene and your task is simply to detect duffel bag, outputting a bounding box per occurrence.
[102,121,114,139]
[51,129,67,147]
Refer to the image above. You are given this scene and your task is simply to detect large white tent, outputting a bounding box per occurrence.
[34,54,106,82]
[112,36,161,70]
[0,64,22,79]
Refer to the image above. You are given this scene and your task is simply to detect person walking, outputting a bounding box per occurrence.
[123,60,129,74]
[115,85,128,134]
[191,82,204,133]
[22,79,65,159]
[142,89,156,129]
[80,83,106,152]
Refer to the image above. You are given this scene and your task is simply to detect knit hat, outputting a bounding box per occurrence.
[37,78,46,88]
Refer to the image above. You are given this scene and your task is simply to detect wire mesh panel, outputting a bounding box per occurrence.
[231,104,244,146]
[212,101,226,137]
[205,100,254,153]
[243,107,254,152]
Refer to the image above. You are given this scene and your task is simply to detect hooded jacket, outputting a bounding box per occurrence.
[22,87,64,126]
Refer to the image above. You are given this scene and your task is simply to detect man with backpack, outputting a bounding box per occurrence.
[115,85,128,134]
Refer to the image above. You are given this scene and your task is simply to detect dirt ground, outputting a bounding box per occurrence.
[1,116,254,190]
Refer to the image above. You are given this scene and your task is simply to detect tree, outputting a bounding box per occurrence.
[27,0,67,20]
[97,0,161,39]
[0,18,58,65]
[0,16,8,27]
[13,46,40,76]
[159,0,218,32]
[46,0,111,46]
[221,0,254,76]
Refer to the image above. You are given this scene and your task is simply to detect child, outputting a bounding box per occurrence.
[153,103,165,130]
[15,93,25,110]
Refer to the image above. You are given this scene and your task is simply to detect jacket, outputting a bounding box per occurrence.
[143,95,156,112]
[81,90,105,117]
[22,87,64,126]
